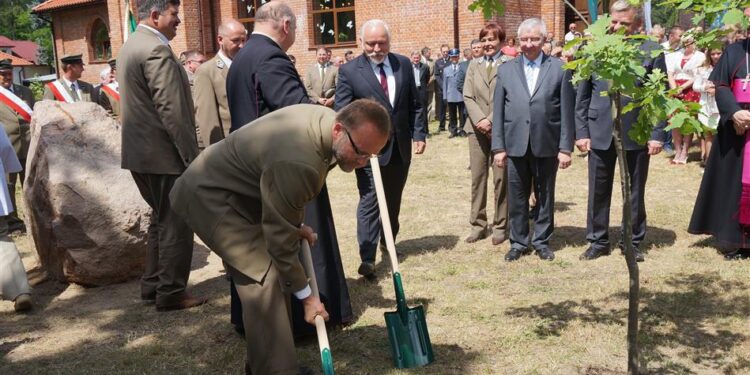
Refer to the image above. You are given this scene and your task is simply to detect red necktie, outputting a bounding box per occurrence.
[378,63,389,100]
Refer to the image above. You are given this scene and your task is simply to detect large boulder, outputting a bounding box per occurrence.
[23,101,150,286]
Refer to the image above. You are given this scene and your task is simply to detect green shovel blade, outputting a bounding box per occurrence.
[384,273,434,368]
[320,348,335,375]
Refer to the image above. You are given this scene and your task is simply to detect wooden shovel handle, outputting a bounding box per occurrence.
[301,239,332,351]
[369,157,400,274]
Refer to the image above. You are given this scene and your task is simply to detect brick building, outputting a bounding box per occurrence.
[32,0,588,83]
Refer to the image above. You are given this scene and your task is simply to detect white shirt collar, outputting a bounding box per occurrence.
[368,55,391,70]
[139,24,170,46]
[217,50,232,68]
[522,53,544,67]
[252,31,281,49]
[61,77,78,89]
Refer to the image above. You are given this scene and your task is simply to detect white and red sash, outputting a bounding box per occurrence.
[46,80,75,103]
[0,85,33,122]
[101,83,120,102]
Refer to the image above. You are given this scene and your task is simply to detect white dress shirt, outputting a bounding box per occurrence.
[413,64,421,87]
[61,77,82,101]
[522,53,544,92]
[217,50,232,68]
[138,24,170,46]
[369,56,396,107]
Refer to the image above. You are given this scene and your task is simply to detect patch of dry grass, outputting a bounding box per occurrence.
[1,128,749,374]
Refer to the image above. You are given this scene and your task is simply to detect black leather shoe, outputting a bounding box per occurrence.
[537,248,555,261]
[448,132,457,138]
[505,248,530,262]
[458,130,467,137]
[357,261,376,278]
[579,246,611,260]
[8,221,26,234]
[723,249,750,260]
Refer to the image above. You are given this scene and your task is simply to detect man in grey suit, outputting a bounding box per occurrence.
[575,0,665,262]
[492,18,575,262]
[118,0,206,311]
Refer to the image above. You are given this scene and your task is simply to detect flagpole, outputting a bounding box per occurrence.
[123,0,130,43]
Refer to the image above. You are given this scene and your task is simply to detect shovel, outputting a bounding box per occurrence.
[300,239,336,375]
[369,157,434,368]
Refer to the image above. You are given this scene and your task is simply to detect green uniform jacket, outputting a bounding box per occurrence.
[170,104,335,294]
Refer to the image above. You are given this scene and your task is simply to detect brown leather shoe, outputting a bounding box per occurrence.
[465,229,489,243]
[13,294,32,312]
[156,294,208,312]
[491,233,508,245]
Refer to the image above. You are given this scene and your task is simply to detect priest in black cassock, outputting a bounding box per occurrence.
[225,2,353,336]
[689,16,750,260]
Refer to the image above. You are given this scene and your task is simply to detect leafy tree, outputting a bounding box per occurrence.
[0,0,54,65]
[470,0,745,374]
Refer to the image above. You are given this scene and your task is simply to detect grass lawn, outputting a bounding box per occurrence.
[1,128,748,374]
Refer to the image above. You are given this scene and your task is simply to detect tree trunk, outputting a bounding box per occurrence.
[611,91,640,375]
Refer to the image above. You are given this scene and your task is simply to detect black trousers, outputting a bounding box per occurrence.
[507,152,558,251]
[356,153,410,263]
[587,146,650,251]
[435,85,446,130]
[447,102,466,135]
[131,172,194,306]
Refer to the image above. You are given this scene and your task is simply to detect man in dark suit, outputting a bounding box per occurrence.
[492,18,575,262]
[335,19,427,278]
[226,1,353,339]
[227,3,311,131]
[434,44,450,132]
[118,0,205,311]
[410,50,430,135]
[0,59,34,234]
[575,0,665,262]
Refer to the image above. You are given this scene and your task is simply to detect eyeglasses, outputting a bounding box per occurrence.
[343,127,372,159]
[518,37,543,43]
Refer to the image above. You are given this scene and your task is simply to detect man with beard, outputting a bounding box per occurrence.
[170,100,391,374]
[335,19,426,278]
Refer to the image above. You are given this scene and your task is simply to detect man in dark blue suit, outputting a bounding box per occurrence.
[224,1,353,344]
[226,3,309,130]
[575,0,666,262]
[335,19,427,278]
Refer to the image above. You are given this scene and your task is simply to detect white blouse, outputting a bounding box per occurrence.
[667,50,706,81]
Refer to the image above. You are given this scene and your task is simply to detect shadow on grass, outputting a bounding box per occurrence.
[325,324,479,374]
[504,272,750,374]
[190,243,211,271]
[397,235,460,256]
[551,226,677,251]
[554,201,576,213]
